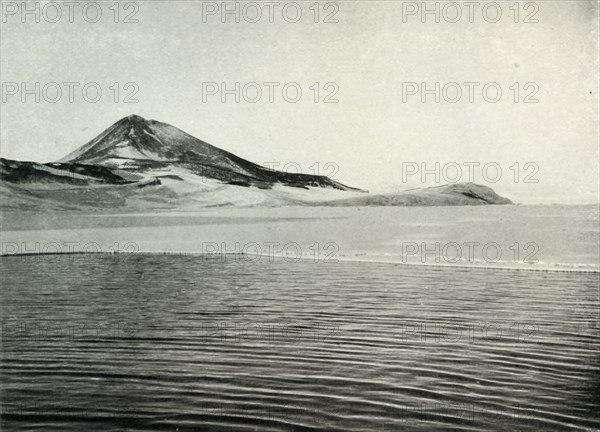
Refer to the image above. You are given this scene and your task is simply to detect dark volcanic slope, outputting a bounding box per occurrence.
[59,114,360,191]
[1,158,132,186]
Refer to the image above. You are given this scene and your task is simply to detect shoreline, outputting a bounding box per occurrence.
[2,250,599,274]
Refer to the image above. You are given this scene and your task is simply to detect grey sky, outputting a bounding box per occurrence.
[1,0,598,203]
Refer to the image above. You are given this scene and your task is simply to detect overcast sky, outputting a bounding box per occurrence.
[1,0,598,204]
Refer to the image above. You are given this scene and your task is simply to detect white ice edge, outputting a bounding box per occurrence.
[2,249,599,274]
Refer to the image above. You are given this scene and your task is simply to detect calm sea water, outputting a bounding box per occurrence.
[1,254,598,431]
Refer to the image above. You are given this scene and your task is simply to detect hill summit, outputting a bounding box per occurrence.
[57,114,358,191]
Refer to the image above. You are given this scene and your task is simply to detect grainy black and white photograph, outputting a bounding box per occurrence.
[0,1,599,431]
